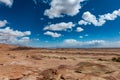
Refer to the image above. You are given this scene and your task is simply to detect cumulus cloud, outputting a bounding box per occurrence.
[0,27,31,37]
[18,37,30,44]
[37,39,120,48]
[43,22,75,31]
[44,0,85,19]
[0,27,31,45]
[0,0,14,7]
[0,20,7,27]
[62,39,105,48]
[44,31,61,38]
[78,20,90,25]
[76,27,84,32]
[64,39,81,45]
[78,9,120,26]
[58,39,120,48]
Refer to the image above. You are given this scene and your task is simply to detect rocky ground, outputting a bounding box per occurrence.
[0,44,120,80]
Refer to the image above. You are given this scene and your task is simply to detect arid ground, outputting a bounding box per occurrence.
[0,44,120,80]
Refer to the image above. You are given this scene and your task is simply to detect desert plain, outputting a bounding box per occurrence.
[0,44,120,80]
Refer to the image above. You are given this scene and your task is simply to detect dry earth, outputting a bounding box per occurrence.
[0,44,120,80]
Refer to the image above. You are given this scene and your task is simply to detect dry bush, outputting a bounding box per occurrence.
[112,57,120,62]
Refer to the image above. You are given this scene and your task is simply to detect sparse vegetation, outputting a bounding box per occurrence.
[98,58,103,61]
[112,57,120,62]
[0,44,120,80]
[98,58,107,61]
[59,57,67,60]
[11,46,34,51]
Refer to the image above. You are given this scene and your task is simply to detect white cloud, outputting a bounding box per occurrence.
[62,39,105,48]
[0,26,31,45]
[0,19,31,45]
[0,20,7,27]
[0,27,31,37]
[58,39,120,48]
[33,0,49,4]
[79,9,120,26]
[18,37,30,44]
[81,11,105,26]
[32,38,40,41]
[79,34,88,39]
[44,31,61,38]
[85,40,105,46]
[76,27,84,32]
[0,0,13,7]
[36,39,120,48]
[79,36,83,38]
[43,22,75,31]
[44,0,85,19]
[85,34,88,36]
[64,39,79,44]
[78,20,90,25]
[33,0,37,4]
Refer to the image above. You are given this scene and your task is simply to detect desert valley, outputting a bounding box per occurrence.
[0,44,119,80]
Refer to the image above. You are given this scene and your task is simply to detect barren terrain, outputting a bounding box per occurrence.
[0,44,120,80]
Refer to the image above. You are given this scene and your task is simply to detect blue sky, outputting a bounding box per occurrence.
[0,0,120,48]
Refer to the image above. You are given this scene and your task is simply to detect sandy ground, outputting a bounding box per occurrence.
[0,44,120,80]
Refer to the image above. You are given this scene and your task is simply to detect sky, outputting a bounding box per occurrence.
[0,0,120,48]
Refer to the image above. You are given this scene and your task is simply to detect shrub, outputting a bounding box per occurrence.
[98,58,103,61]
[112,57,120,62]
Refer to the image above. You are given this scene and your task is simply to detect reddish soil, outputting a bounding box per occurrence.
[0,44,120,80]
